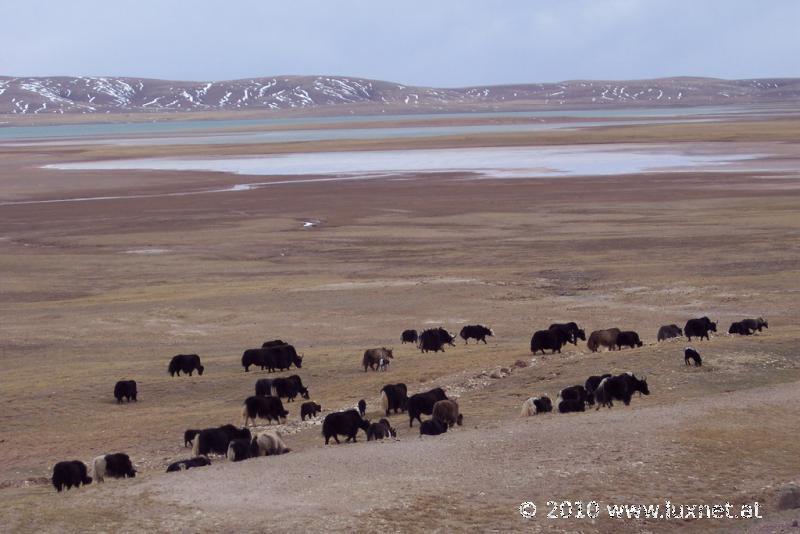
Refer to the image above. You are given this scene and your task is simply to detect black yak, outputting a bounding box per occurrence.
[114,380,137,403]
[322,409,370,444]
[380,383,408,416]
[684,317,717,341]
[407,387,448,427]
[300,401,322,420]
[242,396,288,426]
[166,457,211,472]
[168,354,204,377]
[401,329,418,344]
[459,324,494,344]
[684,347,702,366]
[52,460,92,492]
[93,453,136,482]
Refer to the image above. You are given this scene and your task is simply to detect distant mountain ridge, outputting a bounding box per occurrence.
[0,75,797,114]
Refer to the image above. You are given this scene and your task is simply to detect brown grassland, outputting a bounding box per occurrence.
[1,114,799,533]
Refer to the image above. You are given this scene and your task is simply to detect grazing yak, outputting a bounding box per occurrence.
[587,328,621,352]
[113,380,137,403]
[184,429,200,448]
[242,395,289,426]
[548,322,586,345]
[741,317,768,332]
[459,324,494,344]
[52,460,92,492]
[363,347,393,372]
[520,395,553,416]
[358,399,367,417]
[401,329,418,344]
[241,344,303,373]
[192,425,252,456]
[272,375,309,402]
[93,453,136,483]
[684,347,702,366]
[407,387,448,427]
[254,430,291,455]
[168,354,204,377]
[381,383,409,416]
[558,399,586,413]
[558,385,589,405]
[594,373,649,409]
[301,401,322,421]
[616,331,644,350]
[657,324,683,341]
[729,321,754,336]
[419,418,448,436]
[227,438,259,462]
[322,409,370,444]
[530,329,565,354]
[432,399,463,427]
[684,317,717,341]
[166,457,211,472]
[584,374,612,405]
[418,328,456,353]
[367,418,397,441]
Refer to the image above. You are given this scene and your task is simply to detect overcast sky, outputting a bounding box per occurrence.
[1,0,797,87]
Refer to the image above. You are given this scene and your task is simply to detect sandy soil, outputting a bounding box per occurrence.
[1,112,799,533]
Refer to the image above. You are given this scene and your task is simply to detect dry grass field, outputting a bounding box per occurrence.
[1,113,799,533]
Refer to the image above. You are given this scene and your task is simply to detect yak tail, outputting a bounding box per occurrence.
[380,391,389,414]
[242,404,251,427]
[191,435,200,457]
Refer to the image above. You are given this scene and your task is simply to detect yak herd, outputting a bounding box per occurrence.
[51,316,767,492]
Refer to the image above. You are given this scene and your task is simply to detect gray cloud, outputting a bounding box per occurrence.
[1,0,797,86]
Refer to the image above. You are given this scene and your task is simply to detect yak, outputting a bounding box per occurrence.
[363,347,393,372]
[459,324,494,344]
[432,399,463,427]
[729,321,754,336]
[301,401,322,420]
[530,329,565,354]
[242,396,288,426]
[366,419,396,441]
[322,409,370,444]
[587,328,621,352]
[419,418,448,436]
[192,425,251,456]
[401,329,418,344]
[616,331,644,350]
[93,453,136,483]
[684,347,702,366]
[254,430,291,455]
[548,322,586,345]
[657,324,683,341]
[684,317,717,341]
[52,460,92,492]
[380,383,408,416]
[418,328,456,353]
[520,396,553,416]
[114,380,137,403]
[166,457,211,472]
[168,354,204,377]
[594,373,649,409]
[407,387,448,427]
